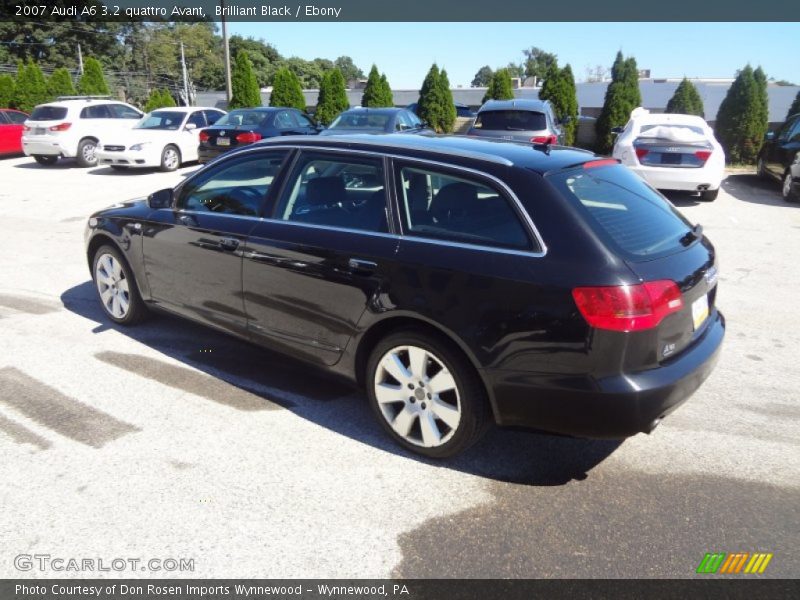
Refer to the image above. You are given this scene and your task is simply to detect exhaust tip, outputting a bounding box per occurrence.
[697,184,710,191]
[645,417,663,434]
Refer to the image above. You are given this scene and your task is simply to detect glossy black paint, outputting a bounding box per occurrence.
[85,134,725,439]
[759,113,800,197]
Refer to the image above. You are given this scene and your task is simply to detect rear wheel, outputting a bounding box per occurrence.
[783,172,797,202]
[76,138,98,168]
[92,244,148,325]
[160,145,180,172]
[757,156,768,179]
[700,188,719,202]
[366,329,490,458]
[33,155,58,166]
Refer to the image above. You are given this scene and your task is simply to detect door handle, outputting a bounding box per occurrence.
[219,237,240,251]
[348,258,377,274]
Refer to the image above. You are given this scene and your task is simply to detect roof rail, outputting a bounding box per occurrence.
[56,95,112,101]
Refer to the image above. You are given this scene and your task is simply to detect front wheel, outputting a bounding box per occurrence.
[700,188,719,202]
[783,172,798,202]
[160,145,180,172]
[76,138,98,168]
[366,330,490,458]
[92,245,148,325]
[33,155,58,166]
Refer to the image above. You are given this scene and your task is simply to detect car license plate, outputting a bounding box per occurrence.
[33,127,45,135]
[692,294,709,330]
[217,137,230,146]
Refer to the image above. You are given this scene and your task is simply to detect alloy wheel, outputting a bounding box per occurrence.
[373,345,462,448]
[783,173,794,199]
[163,147,179,170]
[95,253,130,319]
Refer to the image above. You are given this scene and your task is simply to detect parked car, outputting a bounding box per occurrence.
[466,99,563,144]
[319,107,431,136]
[757,113,800,202]
[407,102,476,118]
[0,108,28,156]
[84,134,724,458]
[198,107,320,164]
[612,108,725,201]
[22,98,143,167]
[96,107,226,172]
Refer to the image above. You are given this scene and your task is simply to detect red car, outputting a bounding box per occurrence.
[0,109,29,155]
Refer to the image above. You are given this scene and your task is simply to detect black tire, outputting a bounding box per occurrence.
[91,244,149,326]
[33,155,58,166]
[76,138,98,168]
[700,188,719,202]
[160,145,181,172]
[366,329,491,458]
[782,172,798,203]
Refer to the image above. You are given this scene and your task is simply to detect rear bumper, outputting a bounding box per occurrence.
[487,310,725,438]
[631,165,725,192]
[197,146,231,164]
[22,138,73,157]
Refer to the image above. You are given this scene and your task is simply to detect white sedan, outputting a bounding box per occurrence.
[96,107,226,172]
[612,108,725,201]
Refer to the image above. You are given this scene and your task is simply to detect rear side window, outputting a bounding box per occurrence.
[397,165,531,250]
[110,104,142,119]
[547,164,693,259]
[80,105,112,119]
[474,110,546,131]
[30,106,68,120]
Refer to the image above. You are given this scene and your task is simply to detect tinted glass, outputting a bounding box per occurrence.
[204,110,225,125]
[294,113,314,127]
[274,153,388,233]
[215,110,269,128]
[80,105,112,119]
[186,111,206,128]
[30,106,68,120]
[0,112,8,124]
[110,104,142,119]
[274,111,295,128]
[547,164,693,259]
[135,111,185,130]
[329,112,391,130]
[474,110,546,131]
[398,166,530,250]
[788,119,800,143]
[179,151,288,216]
[6,111,28,124]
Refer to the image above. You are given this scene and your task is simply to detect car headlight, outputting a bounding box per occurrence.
[129,142,151,151]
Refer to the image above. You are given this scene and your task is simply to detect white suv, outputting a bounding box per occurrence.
[22,98,143,167]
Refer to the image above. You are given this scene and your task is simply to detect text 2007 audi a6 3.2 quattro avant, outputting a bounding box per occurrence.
[84,134,725,458]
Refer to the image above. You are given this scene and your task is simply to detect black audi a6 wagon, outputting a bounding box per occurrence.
[85,134,724,457]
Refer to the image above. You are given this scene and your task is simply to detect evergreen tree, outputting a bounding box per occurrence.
[315,68,349,125]
[78,57,109,95]
[0,73,16,108]
[715,65,766,164]
[438,69,457,133]
[14,60,50,113]
[144,89,175,112]
[787,90,800,120]
[230,51,262,109]
[540,63,579,145]
[753,66,769,137]
[482,68,514,103]
[595,52,642,154]
[418,64,443,131]
[665,78,704,117]
[361,65,392,108]
[269,67,305,111]
[378,73,394,107]
[47,67,76,98]
[471,66,493,88]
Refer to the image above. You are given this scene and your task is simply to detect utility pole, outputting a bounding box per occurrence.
[180,40,190,106]
[77,44,84,75]
[221,0,232,104]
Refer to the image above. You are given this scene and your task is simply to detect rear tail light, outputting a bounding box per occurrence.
[531,134,558,145]
[236,132,262,143]
[572,280,684,332]
[695,150,712,162]
[48,122,71,132]
[199,130,210,143]
[635,148,649,160]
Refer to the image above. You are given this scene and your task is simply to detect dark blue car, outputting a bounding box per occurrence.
[319,108,432,136]
[198,107,321,163]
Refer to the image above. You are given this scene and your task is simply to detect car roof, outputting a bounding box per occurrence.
[341,107,403,115]
[227,107,284,112]
[147,106,220,113]
[478,99,550,113]
[37,99,129,108]
[257,133,597,173]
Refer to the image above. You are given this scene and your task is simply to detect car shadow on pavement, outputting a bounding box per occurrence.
[661,190,703,207]
[87,166,150,176]
[723,173,795,207]
[61,280,621,485]
[13,158,78,169]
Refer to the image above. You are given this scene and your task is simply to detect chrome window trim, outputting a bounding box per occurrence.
[175,143,548,257]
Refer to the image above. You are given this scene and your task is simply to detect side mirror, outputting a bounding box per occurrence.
[765,131,775,141]
[611,126,623,135]
[184,123,197,131]
[148,188,173,209]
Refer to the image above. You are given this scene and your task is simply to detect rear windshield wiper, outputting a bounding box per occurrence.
[680,224,703,246]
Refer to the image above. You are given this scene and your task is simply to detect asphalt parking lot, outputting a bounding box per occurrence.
[0,156,798,579]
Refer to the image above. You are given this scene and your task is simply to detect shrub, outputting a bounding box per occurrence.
[78,57,109,96]
[270,67,305,111]
[230,51,262,109]
[715,65,768,164]
[482,68,514,103]
[315,68,349,125]
[144,89,176,113]
[47,68,76,98]
[665,78,705,117]
[539,63,579,145]
[595,52,641,154]
[14,60,50,113]
[0,73,16,108]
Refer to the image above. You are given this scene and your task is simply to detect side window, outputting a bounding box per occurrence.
[0,112,8,124]
[788,119,800,143]
[274,111,295,129]
[178,151,288,216]
[273,152,388,233]
[111,104,143,119]
[396,112,413,131]
[187,111,206,128]
[397,165,531,250]
[778,118,797,141]
[294,112,314,127]
[204,110,224,125]
[7,111,28,124]
[407,111,422,128]
[80,105,112,119]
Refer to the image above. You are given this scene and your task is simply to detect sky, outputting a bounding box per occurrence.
[229,22,799,88]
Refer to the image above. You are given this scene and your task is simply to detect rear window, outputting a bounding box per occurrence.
[330,112,390,130]
[215,110,270,128]
[474,110,546,131]
[547,163,693,259]
[30,106,68,121]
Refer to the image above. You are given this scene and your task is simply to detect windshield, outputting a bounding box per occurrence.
[547,163,693,259]
[135,111,185,130]
[329,112,390,130]
[474,110,546,131]
[214,110,270,128]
